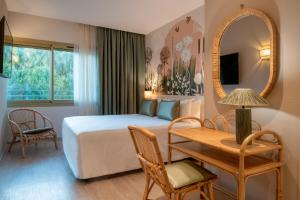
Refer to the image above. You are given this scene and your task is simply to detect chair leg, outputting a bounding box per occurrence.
[21,140,26,158]
[200,185,206,200]
[53,134,58,150]
[143,175,151,200]
[174,193,181,200]
[8,136,16,152]
[207,183,214,200]
[165,193,172,200]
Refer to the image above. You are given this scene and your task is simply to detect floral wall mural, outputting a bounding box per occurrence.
[145,16,204,96]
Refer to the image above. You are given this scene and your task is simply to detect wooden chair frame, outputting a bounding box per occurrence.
[128,125,216,200]
[8,109,58,158]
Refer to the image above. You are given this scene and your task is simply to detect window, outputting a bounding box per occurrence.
[7,38,74,106]
[54,49,74,100]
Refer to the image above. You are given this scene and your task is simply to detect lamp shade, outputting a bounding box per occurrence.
[218,88,269,107]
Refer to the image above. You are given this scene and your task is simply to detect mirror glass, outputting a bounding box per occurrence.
[220,15,271,93]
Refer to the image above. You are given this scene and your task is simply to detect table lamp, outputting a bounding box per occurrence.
[218,88,269,144]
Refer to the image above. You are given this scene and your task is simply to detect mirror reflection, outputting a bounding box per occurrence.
[220,15,271,93]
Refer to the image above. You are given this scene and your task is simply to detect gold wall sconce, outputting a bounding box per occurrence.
[260,45,271,60]
[144,90,153,99]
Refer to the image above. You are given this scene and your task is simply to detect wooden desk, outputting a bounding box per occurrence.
[168,126,283,200]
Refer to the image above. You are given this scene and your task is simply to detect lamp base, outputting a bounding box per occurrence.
[236,108,252,144]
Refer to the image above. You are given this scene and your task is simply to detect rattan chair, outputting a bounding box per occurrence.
[128,126,217,200]
[8,109,58,158]
[212,110,261,133]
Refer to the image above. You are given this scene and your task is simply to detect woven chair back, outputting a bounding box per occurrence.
[128,126,172,193]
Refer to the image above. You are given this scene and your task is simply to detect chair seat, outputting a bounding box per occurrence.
[165,160,216,189]
[22,127,53,135]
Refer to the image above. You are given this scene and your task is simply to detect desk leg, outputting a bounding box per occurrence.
[237,176,246,200]
[276,167,283,200]
[168,146,172,164]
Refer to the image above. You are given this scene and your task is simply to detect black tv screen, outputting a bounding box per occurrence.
[0,16,13,78]
[220,53,239,85]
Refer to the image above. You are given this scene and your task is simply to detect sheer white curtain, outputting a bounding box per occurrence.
[74,24,99,115]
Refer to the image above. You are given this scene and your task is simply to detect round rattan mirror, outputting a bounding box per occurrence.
[212,8,277,98]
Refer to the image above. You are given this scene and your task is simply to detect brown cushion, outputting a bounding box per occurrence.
[23,127,53,135]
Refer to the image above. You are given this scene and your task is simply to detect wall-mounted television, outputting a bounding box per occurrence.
[0,16,13,78]
[220,53,239,85]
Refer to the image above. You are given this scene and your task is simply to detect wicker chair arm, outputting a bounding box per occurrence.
[8,120,24,136]
[41,115,54,128]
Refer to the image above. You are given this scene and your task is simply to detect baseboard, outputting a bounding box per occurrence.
[214,183,236,200]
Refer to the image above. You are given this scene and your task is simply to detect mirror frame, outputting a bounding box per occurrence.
[212,8,278,98]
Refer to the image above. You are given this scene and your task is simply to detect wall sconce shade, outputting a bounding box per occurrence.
[144,90,153,99]
[260,46,271,60]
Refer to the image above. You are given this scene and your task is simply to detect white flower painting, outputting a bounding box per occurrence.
[176,36,193,65]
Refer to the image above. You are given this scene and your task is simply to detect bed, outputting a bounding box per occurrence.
[62,96,203,179]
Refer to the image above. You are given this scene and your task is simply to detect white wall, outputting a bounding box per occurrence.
[0,77,8,158]
[204,0,300,199]
[0,0,8,158]
[7,12,81,137]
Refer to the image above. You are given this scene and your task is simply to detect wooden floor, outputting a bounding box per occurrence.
[0,141,230,200]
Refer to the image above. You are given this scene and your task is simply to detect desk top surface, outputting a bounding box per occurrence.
[169,127,281,156]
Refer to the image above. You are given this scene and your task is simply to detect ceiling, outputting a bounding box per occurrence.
[5,0,204,34]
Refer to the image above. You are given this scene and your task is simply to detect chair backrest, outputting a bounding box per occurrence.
[212,110,261,133]
[8,109,46,132]
[128,126,172,193]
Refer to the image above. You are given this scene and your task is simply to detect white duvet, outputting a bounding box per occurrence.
[62,114,198,179]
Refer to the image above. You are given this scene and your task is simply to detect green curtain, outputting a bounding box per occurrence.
[97,27,145,115]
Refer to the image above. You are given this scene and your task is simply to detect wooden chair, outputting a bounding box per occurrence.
[128,125,217,200]
[212,110,261,133]
[8,109,58,158]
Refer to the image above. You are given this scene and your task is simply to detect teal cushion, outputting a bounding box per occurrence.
[157,100,180,121]
[165,160,216,189]
[140,99,157,117]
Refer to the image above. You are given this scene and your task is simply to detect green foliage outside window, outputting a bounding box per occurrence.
[54,50,73,100]
[4,45,74,101]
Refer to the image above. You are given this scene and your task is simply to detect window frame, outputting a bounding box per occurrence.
[8,37,74,107]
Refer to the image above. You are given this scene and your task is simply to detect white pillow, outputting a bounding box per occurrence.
[189,98,201,117]
[180,99,192,117]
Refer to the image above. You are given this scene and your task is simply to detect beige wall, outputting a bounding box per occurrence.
[0,0,7,18]
[0,0,8,159]
[204,0,300,199]
[8,12,78,44]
